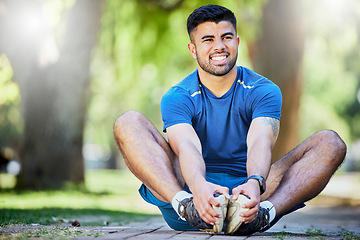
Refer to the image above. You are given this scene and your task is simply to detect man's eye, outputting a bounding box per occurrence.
[203,38,213,42]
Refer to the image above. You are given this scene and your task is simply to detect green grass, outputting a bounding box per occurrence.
[1,225,106,239]
[0,169,160,227]
[270,231,292,240]
[269,228,360,240]
[0,208,153,227]
[339,230,360,240]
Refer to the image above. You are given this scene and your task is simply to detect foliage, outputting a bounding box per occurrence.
[300,0,360,143]
[0,55,22,148]
[1,0,360,172]
[86,0,264,147]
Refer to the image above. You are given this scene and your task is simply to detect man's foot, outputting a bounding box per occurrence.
[224,194,250,234]
[232,206,271,235]
[179,194,228,233]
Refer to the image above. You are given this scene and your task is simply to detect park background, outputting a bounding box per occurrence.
[0,0,360,230]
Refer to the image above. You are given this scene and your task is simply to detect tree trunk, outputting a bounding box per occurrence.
[0,0,104,189]
[249,0,305,161]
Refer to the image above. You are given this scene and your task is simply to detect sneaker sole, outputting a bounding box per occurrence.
[212,194,228,233]
[225,194,250,234]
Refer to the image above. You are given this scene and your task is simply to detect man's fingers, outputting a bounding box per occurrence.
[195,195,222,224]
[193,183,230,224]
[209,197,220,208]
[231,187,244,200]
[240,205,258,218]
[207,199,223,217]
[240,207,259,223]
[215,186,230,199]
[198,204,221,224]
[242,198,257,209]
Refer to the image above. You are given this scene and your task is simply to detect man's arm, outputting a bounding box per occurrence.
[232,117,279,223]
[166,123,230,225]
[247,117,279,179]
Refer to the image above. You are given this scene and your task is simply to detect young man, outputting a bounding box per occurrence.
[113,5,346,235]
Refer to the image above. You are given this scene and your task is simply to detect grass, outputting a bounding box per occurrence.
[270,231,292,240]
[0,169,159,213]
[305,227,325,240]
[0,208,153,226]
[0,169,160,236]
[269,228,360,240]
[339,230,360,240]
[1,225,106,239]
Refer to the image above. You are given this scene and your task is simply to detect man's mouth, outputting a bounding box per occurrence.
[211,56,227,61]
[210,54,228,65]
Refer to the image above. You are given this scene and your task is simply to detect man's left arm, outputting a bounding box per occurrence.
[231,116,279,223]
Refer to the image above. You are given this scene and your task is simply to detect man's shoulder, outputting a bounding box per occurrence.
[165,69,201,97]
[240,66,270,85]
[238,66,279,91]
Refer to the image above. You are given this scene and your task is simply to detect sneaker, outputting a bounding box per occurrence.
[179,194,228,233]
[224,194,250,234]
[232,206,271,235]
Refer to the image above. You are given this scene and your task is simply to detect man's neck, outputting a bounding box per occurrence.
[198,66,238,98]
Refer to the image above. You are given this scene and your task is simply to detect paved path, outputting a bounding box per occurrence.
[72,204,360,239]
[2,203,360,239]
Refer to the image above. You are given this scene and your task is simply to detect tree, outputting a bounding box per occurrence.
[0,0,104,189]
[249,0,305,160]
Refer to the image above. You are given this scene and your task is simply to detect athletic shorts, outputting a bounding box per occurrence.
[139,172,305,231]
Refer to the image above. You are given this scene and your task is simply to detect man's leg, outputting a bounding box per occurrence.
[263,130,347,216]
[233,130,346,236]
[113,111,185,204]
[114,111,226,232]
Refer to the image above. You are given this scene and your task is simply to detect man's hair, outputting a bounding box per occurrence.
[187,5,237,40]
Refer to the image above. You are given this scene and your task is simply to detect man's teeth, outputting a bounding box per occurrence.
[212,56,227,61]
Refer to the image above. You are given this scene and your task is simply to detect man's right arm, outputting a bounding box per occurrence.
[166,123,229,225]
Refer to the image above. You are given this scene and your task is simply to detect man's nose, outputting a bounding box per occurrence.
[213,38,225,51]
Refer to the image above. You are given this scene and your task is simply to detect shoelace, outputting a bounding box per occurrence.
[257,207,271,231]
[178,198,201,219]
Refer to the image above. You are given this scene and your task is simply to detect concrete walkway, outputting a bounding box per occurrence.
[72,173,360,239]
[68,202,360,239]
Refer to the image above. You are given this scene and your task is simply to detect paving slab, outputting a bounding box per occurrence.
[67,203,360,240]
[82,202,359,240]
[1,203,359,239]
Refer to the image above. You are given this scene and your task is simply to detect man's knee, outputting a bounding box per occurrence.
[114,111,145,139]
[317,130,347,166]
[114,111,143,131]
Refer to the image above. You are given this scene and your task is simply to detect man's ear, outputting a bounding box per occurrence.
[237,36,240,46]
[187,42,197,59]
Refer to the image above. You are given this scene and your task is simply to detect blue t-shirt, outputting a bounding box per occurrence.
[160,66,282,176]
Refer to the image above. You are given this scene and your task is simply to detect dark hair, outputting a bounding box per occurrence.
[187,5,237,39]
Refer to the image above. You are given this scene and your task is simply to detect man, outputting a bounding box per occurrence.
[113,4,346,235]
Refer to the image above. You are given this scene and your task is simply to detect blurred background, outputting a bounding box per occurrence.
[0,0,360,191]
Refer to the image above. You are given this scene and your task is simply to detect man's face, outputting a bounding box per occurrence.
[188,21,239,76]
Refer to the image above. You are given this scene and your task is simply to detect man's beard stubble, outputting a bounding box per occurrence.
[196,50,238,76]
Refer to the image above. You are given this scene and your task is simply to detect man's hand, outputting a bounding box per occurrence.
[231,180,261,223]
[191,181,230,225]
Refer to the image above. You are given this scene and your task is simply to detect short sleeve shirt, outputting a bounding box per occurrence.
[160,66,282,176]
